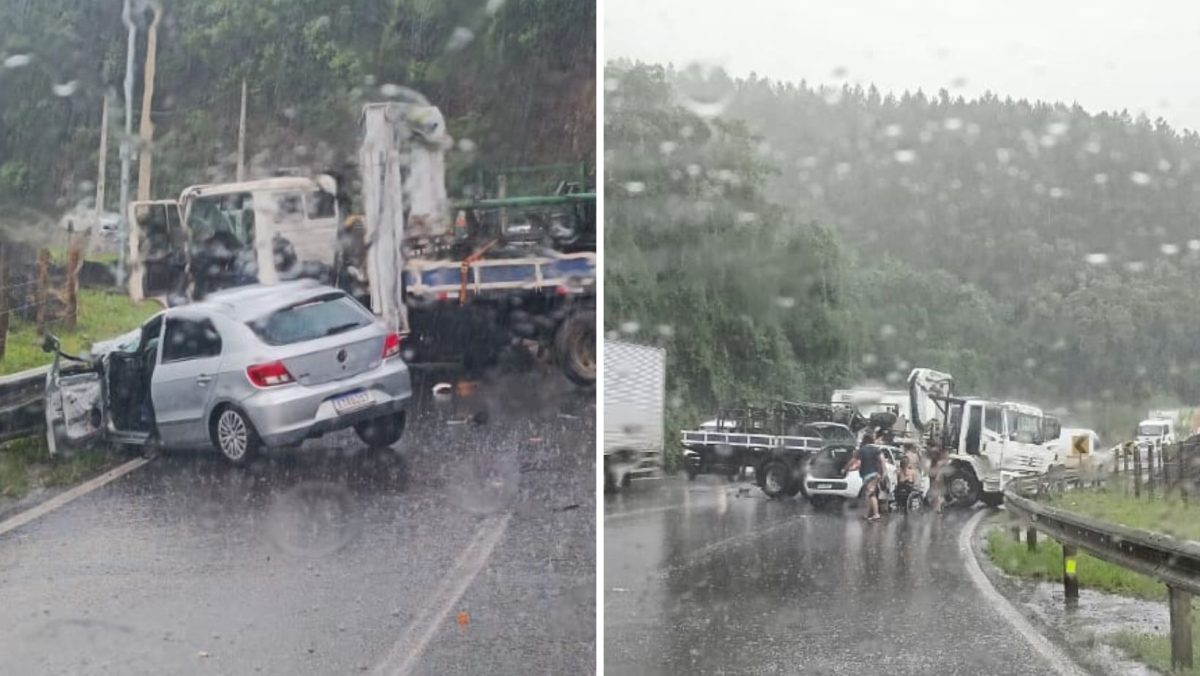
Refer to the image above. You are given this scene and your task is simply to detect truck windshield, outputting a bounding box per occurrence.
[248,293,373,346]
[1137,423,1167,437]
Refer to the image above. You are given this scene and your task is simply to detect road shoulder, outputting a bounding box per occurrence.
[969,510,1158,676]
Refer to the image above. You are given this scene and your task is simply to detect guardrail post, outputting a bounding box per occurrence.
[1062,545,1079,604]
[1170,586,1193,669]
[1134,446,1143,499]
[1026,527,1037,552]
[34,248,49,336]
[1148,444,1156,496]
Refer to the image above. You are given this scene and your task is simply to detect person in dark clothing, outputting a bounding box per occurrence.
[846,443,884,521]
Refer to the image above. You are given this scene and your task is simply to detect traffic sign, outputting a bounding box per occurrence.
[1072,434,1090,455]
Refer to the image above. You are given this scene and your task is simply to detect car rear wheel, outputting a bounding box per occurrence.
[807,495,834,510]
[213,407,259,466]
[355,411,407,448]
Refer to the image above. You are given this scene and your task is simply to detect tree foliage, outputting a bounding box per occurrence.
[610,61,1200,439]
[0,0,595,211]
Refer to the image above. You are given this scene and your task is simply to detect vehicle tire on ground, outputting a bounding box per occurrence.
[979,491,1004,508]
[906,492,925,513]
[354,411,406,448]
[760,460,794,498]
[554,310,595,386]
[943,462,981,508]
[685,465,698,481]
[212,407,260,466]
[807,495,834,510]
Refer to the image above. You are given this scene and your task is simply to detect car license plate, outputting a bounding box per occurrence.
[816,483,832,489]
[332,390,371,414]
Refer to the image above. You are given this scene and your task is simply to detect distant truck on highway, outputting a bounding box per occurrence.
[604,340,665,492]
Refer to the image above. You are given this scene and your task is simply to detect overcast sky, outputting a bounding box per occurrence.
[605,0,1200,132]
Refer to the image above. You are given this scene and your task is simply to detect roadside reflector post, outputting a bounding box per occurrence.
[1026,527,1037,552]
[1062,545,1079,604]
[1170,586,1193,669]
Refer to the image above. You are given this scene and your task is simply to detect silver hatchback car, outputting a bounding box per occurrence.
[45,280,412,464]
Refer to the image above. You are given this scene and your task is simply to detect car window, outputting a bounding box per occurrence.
[161,317,221,362]
[248,293,373,346]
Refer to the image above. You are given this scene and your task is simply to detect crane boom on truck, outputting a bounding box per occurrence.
[679,366,1062,507]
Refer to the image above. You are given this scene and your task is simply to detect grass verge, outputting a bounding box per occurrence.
[1108,623,1200,676]
[1046,486,1200,543]
[0,436,122,500]
[0,288,157,375]
[985,528,1166,600]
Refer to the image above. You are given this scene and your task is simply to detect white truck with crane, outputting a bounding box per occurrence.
[123,100,595,385]
[679,367,1063,507]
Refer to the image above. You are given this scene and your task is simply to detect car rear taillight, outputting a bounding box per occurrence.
[246,360,295,388]
[382,332,402,360]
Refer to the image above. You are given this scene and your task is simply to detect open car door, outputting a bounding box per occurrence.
[128,200,188,303]
[44,337,105,456]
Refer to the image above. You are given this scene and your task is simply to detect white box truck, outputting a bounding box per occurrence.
[604,340,665,492]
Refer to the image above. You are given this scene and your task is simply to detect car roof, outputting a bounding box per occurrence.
[177,281,339,322]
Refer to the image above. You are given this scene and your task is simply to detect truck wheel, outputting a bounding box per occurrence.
[685,465,698,481]
[554,310,595,386]
[761,461,793,498]
[943,463,980,508]
[354,412,407,448]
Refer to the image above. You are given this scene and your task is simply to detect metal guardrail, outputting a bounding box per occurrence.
[1005,471,1200,668]
[0,365,48,444]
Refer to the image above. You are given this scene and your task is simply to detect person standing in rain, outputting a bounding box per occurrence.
[845,439,884,521]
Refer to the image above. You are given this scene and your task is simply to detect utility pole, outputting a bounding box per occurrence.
[136,3,161,202]
[95,95,109,216]
[117,0,137,286]
[236,79,248,181]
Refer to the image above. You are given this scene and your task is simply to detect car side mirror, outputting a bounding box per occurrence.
[41,334,60,354]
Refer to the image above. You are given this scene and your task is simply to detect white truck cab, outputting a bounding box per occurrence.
[1136,416,1176,450]
[127,175,342,303]
[941,398,1060,506]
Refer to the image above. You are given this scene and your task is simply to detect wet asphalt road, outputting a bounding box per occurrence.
[604,477,1065,676]
[0,372,595,676]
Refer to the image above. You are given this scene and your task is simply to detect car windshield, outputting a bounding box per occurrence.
[248,293,373,346]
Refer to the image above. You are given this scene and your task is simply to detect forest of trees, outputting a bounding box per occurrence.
[0,0,595,214]
[606,61,1200,448]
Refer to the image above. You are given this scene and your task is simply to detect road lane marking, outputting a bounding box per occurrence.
[373,511,513,676]
[960,509,1086,676]
[0,456,151,538]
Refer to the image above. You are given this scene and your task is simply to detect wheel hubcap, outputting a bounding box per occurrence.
[765,470,782,493]
[218,411,248,460]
